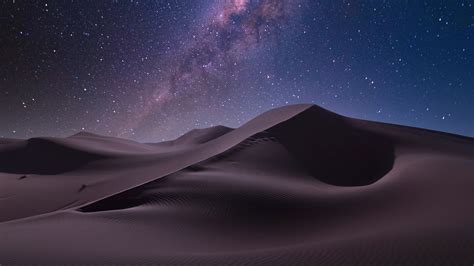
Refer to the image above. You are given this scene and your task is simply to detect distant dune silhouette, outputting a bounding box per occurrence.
[1,104,473,265]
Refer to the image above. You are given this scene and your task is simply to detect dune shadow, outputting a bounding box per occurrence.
[269,106,395,186]
[0,138,104,175]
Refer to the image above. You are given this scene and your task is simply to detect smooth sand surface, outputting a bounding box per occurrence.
[1,104,473,265]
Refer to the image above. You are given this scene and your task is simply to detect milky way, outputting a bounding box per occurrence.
[122,0,305,137]
[1,1,473,141]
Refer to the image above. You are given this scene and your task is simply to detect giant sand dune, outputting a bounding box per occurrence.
[1,104,473,265]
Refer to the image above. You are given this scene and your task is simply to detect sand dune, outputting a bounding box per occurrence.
[1,104,473,265]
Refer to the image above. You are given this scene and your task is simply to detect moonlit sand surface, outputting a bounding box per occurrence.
[1,105,473,265]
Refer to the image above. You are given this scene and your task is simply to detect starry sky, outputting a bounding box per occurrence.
[1,1,473,141]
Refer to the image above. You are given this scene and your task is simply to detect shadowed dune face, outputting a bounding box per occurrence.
[0,138,105,175]
[269,106,395,186]
[1,104,473,265]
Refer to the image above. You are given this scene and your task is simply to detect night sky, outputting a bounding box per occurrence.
[1,1,473,142]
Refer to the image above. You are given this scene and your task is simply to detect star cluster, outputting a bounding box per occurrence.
[1,1,473,141]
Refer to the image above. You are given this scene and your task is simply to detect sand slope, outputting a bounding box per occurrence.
[1,104,473,265]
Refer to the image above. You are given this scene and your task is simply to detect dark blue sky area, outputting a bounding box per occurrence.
[1,1,473,141]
